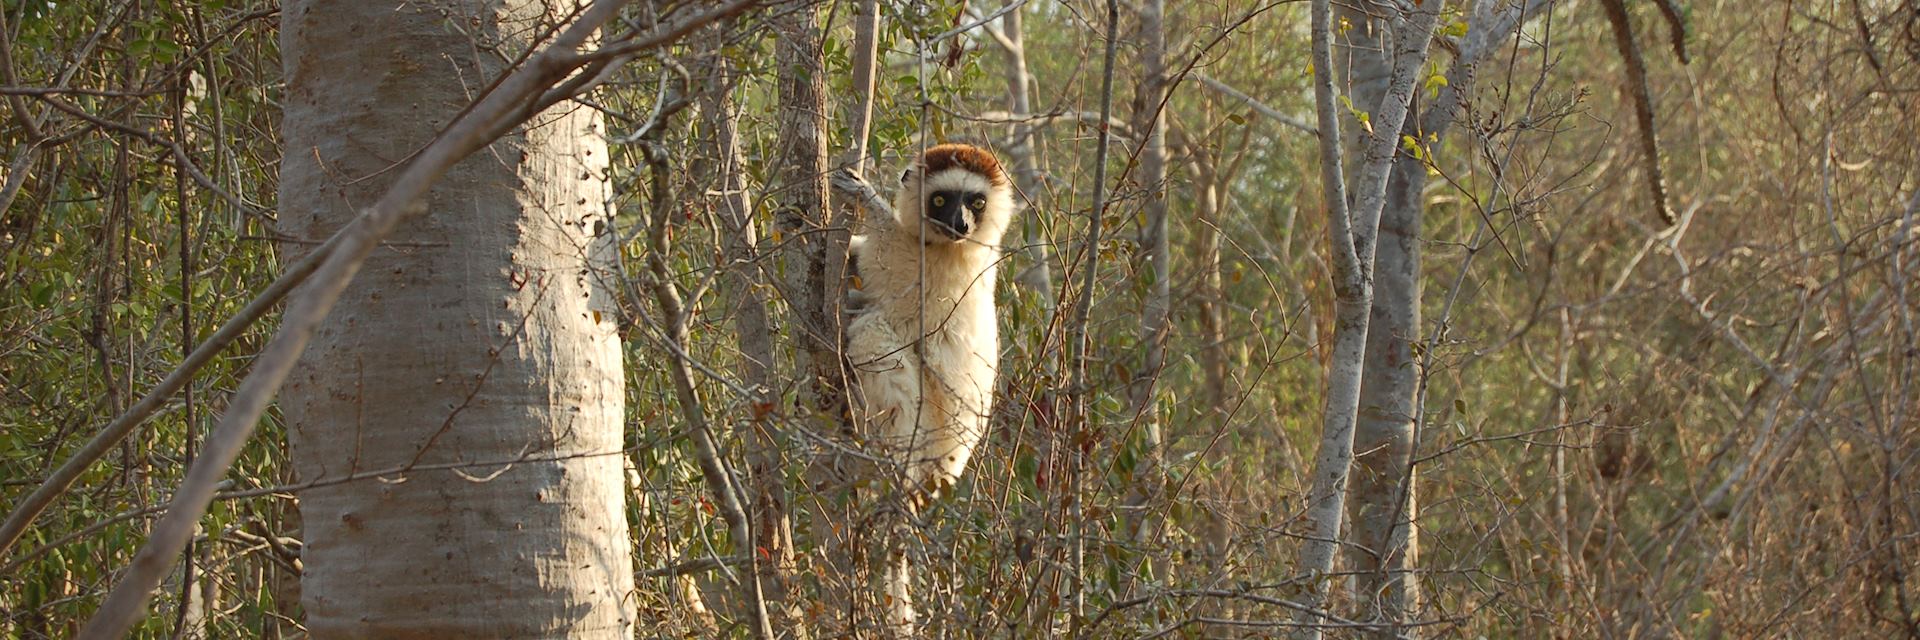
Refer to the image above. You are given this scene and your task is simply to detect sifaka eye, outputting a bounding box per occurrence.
[969,196,987,211]
[931,195,946,207]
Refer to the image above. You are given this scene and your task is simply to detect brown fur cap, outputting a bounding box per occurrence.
[918,143,1007,186]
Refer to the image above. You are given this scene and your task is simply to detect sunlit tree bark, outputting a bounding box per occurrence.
[276,1,633,636]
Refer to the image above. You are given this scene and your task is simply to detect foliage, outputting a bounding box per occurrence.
[3,0,1918,637]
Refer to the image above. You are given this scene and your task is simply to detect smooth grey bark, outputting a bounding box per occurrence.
[1292,0,1440,636]
[993,6,1057,312]
[1065,0,1123,622]
[1122,0,1172,591]
[846,0,881,177]
[1347,113,1425,633]
[1344,2,1546,633]
[1338,3,1421,632]
[1181,139,1234,413]
[276,1,633,637]
[1127,0,1171,460]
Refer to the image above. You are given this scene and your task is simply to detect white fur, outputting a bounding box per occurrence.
[847,160,1014,495]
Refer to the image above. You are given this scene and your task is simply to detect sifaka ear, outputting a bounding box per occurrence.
[900,167,914,184]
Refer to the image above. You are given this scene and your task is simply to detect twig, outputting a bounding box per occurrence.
[1194,73,1318,136]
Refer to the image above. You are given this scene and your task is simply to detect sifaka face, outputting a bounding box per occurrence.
[900,144,1009,244]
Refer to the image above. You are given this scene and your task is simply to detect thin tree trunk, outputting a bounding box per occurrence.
[276,1,633,636]
[1599,0,1678,226]
[1123,0,1172,592]
[1292,1,1440,636]
[636,61,765,635]
[770,2,837,635]
[816,0,880,630]
[1343,2,1545,633]
[996,6,1056,312]
[1187,146,1232,414]
[1347,113,1424,634]
[1065,0,1122,626]
[698,30,784,634]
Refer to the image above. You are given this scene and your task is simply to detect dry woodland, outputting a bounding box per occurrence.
[1,0,1917,637]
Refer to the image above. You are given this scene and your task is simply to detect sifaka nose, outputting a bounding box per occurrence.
[930,198,972,238]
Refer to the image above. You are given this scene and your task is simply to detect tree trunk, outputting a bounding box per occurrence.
[769,2,836,635]
[1347,116,1424,634]
[277,1,633,636]
[696,21,783,638]
[1123,0,1172,591]
[1339,3,1422,633]
[1292,1,1439,636]
[1187,146,1233,414]
[1341,1,1546,632]
[997,6,1056,313]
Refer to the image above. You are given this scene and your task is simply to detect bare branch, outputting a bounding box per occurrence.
[1195,73,1318,136]
[1652,0,1690,63]
[1599,0,1679,226]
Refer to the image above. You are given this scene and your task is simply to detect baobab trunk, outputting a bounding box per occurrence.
[277,1,633,637]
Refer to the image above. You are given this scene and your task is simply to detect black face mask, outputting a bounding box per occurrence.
[924,190,982,239]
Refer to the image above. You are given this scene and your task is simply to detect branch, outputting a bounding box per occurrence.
[1599,0,1679,226]
[969,109,1138,140]
[1420,0,1554,140]
[829,166,893,220]
[1652,0,1690,64]
[1194,73,1318,136]
[641,555,748,578]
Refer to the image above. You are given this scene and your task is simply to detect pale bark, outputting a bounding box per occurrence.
[1347,112,1425,633]
[1122,0,1172,590]
[1344,2,1546,633]
[1182,141,1233,413]
[70,3,748,635]
[847,0,881,177]
[1064,0,1123,622]
[276,1,631,637]
[818,0,881,629]
[1339,3,1421,632]
[1292,0,1440,636]
[993,6,1057,311]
